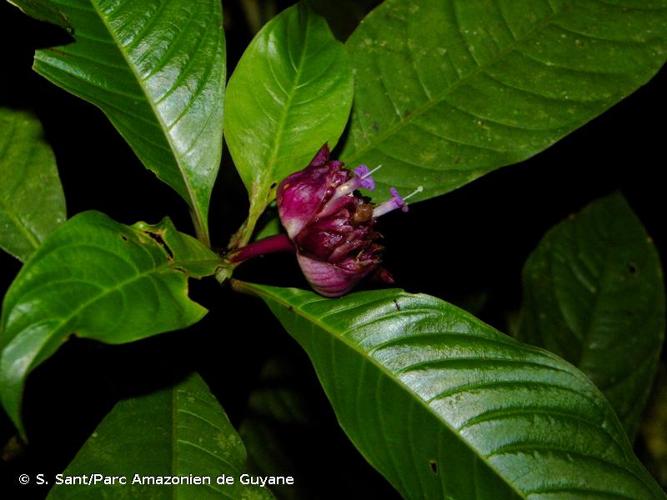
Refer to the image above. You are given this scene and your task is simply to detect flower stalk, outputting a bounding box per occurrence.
[227,233,294,263]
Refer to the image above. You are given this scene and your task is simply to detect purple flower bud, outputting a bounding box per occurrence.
[276,145,417,297]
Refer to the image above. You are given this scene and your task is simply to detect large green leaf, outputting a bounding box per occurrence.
[48,373,273,499]
[236,282,666,499]
[0,109,66,262]
[516,193,665,439]
[14,0,226,243]
[341,0,667,201]
[225,3,353,244]
[0,211,221,435]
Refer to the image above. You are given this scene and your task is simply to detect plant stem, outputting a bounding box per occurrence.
[216,233,293,285]
[240,0,263,34]
[228,190,272,250]
[230,279,256,296]
[191,209,210,248]
[228,234,293,263]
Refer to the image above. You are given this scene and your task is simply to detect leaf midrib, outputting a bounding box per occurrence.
[80,0,203,225]
[253,286,664,498]
[254,12,312,200]
[343,1,574,163]
[5,249,193,368]
[244,284,527,499]
[554,227,658,431]
[0,198,41,254]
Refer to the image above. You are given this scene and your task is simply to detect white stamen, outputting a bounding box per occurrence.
[402,186,423,201]
[361,164,383,179]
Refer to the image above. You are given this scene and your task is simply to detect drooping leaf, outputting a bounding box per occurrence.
[236,282,666,499]
[48,373,274,499]
[225,3,353,239]
[342,0,667,202]
[0,109,66,262]
[12,0,226,243]
[0,211,221,435]
[516,193,665,439]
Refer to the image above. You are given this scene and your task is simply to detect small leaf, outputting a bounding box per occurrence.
[517,193,665,438]
[0,211,221,435]
[225,3,353,234]
[342,0,667,201]
[0,109,66,262]
[14,0,227,243]
[236,282,665,499]
[48,373,274,499]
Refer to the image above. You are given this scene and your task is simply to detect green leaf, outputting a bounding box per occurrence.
[0,211,221,435]
[0,109,66,262]
[225,3,353,242]
[236,282,666,499]
[341,0,667,202]
[516,193,665,439]
[18,0,226,244]
[48,373,274,499]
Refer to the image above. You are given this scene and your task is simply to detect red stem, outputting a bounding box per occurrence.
[228,233,294,263]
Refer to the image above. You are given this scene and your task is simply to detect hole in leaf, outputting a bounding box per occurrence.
[627,262,638,275]
[429,460,438,474]
[144,231,174,260]
[120,234,128,241]
[270,182,277,189]
[393,299,401,311]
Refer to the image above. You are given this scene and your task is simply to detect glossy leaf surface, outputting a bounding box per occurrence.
[0,211,220,434]
[0,109,66,262]
[342,0,667,201]
[517,193,665,438]
[237,282,666,499]
[48,373,273,499]
[225,4,353,230]
[19,0,226,242]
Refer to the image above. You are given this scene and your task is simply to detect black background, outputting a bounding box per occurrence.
[0,0,665,498]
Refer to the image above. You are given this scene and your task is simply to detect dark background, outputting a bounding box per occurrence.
[0,0,665,498]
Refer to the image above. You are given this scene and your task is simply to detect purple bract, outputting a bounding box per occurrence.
[276,145,419,297]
